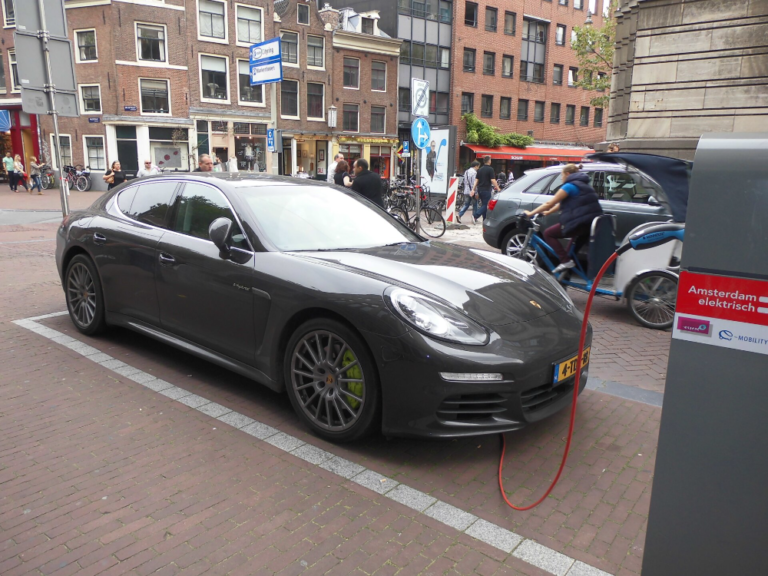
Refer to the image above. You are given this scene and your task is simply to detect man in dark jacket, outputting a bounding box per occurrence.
[351,159,384,208]
[524,164,602,273]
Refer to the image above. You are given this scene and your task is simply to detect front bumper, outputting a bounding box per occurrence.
[366,308,591,438]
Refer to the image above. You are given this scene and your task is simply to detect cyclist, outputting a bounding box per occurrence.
[524,163,602,274]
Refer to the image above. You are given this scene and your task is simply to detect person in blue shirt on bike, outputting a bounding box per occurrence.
[524,163,603,274]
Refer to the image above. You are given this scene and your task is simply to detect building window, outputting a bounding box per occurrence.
[571,29,578,45]
[140,79,169,114]
[2,0,14,27]
[343,57,360,88]
[280,31,298,64]
[439,0,452,22]
[80,85,101,113]
[343,104,359,132]
[481,95,493,118]
[297,3,310,25]
[483,52,495,75]
[568,67,578,86]
[8,50,18,91]
[429,91,449,114]
[149,128,189,171]
[465,2,478,26]
[517,99,528,120]
[521,19,546,83]
[440,47,450,69]
[559,0,568,5]
[372,61,386,91]
[53,135,72,169]
[580,106,590,126]
[485,7,497,32]
[137,24,166,62]
[556,24,566,46]
[361,17,374,34]
[199,0,226,40]
[504,11,516,35]
[575,0,583,8]
[306,83,324,119]
[76,30,97,62]
[597,71,607,91]
[463,48,475,72]
[0,53,5,93]
[502,55,513,78]
[371,106,386,133]
[534,101,545,122]
[399,87,411,111]
[238,60,264,104]
[281,80,298,116]
[553,64,563,85]
[461,92,474,114]
[85,136,105,170]
[411,43,424,65]
[400,42,411,65]
[565,104,575,125]
[307,36,324,68]
[500,97,511,119]
[236,5,262,45]
[594,107,603,127]
[551,103,561,123]
[201,55,228,101]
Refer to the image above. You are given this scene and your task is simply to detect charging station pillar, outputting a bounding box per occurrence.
[642,134,768,575]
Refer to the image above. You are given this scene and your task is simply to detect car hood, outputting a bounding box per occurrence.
[294,242,572,326]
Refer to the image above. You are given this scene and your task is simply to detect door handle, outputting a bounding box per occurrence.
[93,232,106,244]
[159,252,176,266]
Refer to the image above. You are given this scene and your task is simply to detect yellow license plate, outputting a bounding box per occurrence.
[553,347,591,384]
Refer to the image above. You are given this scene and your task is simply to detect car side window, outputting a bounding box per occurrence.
[171,183,249,249]
[117,187,137,214]
[604,172,650,203]
[590,172,606,199]
[121,181,177,227]
[523,174,556,195]
[546,174,564,195]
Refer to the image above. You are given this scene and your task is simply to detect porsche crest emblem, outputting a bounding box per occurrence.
[530,300,542,309]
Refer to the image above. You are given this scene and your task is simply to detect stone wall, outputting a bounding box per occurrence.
[606,0,768,159]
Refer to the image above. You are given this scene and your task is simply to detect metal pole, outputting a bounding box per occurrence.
[270,82,278,175]
[414,149,420,235]
[37,0,69,217]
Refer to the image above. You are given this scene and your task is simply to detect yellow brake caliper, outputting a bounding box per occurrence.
[341,350,363,409]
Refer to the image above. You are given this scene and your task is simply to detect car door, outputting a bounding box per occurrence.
[598,171,670,240]
[89,180,178,324]
[155,181,257,365]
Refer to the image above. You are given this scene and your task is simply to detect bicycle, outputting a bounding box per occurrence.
[39,164,56,190]
[63,165,92,192]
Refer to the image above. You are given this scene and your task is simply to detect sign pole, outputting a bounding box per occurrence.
[37,0,69,217]
[270,83,278,175]
[414,149,420,235]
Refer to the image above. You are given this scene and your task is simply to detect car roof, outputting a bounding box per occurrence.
[141,173,319,188]
[524,162,626,176]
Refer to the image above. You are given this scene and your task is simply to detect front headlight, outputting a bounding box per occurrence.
[385,287,489,346]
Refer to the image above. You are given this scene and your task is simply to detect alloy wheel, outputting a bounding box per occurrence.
[506,233,537,262]
[67,262,97,328]
[290,330,365,432]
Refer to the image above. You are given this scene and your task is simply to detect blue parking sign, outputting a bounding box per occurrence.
[411,118,431,150]
[267,129,275,152]
[403,141,410,154]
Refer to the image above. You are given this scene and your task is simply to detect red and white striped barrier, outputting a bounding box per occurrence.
[446,177,458,223]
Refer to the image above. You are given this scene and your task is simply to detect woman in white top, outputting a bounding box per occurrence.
[13,155,28,192]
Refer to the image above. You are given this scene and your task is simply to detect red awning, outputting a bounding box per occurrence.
[465,144,594,162]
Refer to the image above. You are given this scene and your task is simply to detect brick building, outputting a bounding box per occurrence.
[451,0,609,175]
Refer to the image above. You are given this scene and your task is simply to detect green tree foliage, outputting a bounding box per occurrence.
[462,113,534,148]
[571,3,615,109]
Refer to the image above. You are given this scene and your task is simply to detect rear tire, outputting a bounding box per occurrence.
[419,207,446,238]
[65,254,107,335]
[75,175,89,192]
[388,206,409,225]
[501,228,538,263]
[626,271,677,330]
[41,174,53,189]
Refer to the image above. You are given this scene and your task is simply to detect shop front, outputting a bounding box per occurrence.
[334,136,398,181]
[105,122,194,178]
[279,134,331,178]
[461,144,594,180]
[0,107,40,182]
[192,117,271,173]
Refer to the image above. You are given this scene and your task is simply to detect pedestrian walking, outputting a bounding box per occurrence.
[496,171,507,188]
[471,155,500,223]
[458,161,479,223]
[137,159,160,177]
[13,155,28,192]
[507,169,515,183]
[29,156,43,195]
[103,160,126,190]
[327,153,343,183]
[194,154,214,172]
[333,160,352,187]
[350,159,384,208]
[3,152,14,190]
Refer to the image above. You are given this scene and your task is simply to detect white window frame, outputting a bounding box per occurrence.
[49,134,73,170]
[236,59,265,108]
[2,0,14,29]
[280,79,300,120]
[74,29,98,64]
[138,77,172,116]
[235,3,264,48]
[83,135,106,171]
[370,105,386,134]
[297,3,310,26]
[196,0,228,45]
[79,84,102,115]
[199,53,230,104]
[342,103,359,133]
[8,49,18,93]
[371,60,387,92]
[306,35,325,70]
[0,48,5,94]
[306,82,325,122]
[280,30,299,68]
[343,56,360,90]
[135,22,168,65]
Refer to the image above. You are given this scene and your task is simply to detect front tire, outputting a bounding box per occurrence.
[626,271,677,330]
[41,174,53,189]
[284,319,381,442]
[65,254,107,335]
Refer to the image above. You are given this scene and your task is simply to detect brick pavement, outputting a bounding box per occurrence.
[0,187,98,212]
[0,220,665,575]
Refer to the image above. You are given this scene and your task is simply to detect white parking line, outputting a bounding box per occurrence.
[13,311,613,576]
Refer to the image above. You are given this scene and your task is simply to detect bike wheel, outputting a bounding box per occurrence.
[626,271,677,330]
[41,174,53,189]
[75,175,89,192]
[406,194,416,213]
[84,175,92,191]
[419,208,446,238]
[388,207,409,225]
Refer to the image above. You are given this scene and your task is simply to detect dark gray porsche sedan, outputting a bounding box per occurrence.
[56,174,591,442]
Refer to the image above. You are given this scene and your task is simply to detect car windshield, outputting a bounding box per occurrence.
[236,185,422,251]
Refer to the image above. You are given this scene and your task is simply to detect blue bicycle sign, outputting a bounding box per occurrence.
[411,118,431,150]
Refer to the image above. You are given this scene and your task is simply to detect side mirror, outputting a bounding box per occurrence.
[209,217,233,254]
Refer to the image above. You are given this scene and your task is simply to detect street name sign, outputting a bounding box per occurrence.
[250,37,283,85]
